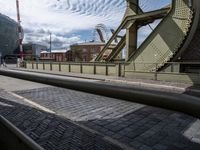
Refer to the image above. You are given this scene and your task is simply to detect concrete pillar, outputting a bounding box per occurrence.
[126,24,138,60]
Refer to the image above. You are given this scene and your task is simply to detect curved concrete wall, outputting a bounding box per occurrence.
[0,14,19,57]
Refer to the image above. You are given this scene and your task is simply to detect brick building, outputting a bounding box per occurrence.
[39,42,116,62]
[70,42,110,62]
[40,50,73,62]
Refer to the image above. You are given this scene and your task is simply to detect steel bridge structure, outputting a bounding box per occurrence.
[95,0,200,72]
[1,1,200,149]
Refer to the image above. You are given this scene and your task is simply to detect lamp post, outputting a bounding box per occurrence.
[48,31,52,53]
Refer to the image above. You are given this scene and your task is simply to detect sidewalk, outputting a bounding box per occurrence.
[9,67,200,95]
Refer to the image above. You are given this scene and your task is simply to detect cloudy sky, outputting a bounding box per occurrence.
[0,0,170,49]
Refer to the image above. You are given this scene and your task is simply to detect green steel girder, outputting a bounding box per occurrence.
[106,35,126,62]
[127,0,194,72]
[96,0,200,73]
[95,7,170,62]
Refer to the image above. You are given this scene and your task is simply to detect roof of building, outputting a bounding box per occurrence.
[41,49,69,54]
[72,42,107,46]
[0,13,17,25]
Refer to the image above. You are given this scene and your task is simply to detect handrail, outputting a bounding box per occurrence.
[0,115,44,150]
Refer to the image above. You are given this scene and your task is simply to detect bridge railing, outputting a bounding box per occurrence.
[124,62,200,84]
[24,61,124,77]
[23,61,200,84]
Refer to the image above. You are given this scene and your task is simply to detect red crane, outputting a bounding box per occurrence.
[16,0,24,61]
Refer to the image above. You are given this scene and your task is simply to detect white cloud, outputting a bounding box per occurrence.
[0,0,171,49]
[0,0,126,48]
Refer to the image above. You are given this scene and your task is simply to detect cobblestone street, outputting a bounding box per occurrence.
[0,76,200,150]
[15,87,200,150]
[0,89,123,150]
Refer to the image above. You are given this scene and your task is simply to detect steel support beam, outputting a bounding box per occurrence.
[106,36,126,61]
[95,7,169,62]
[125,0,138,60]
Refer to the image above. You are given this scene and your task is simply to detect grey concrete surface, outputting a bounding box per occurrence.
[0,75,50,91]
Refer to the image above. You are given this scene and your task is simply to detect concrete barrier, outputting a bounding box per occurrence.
[0,69,200,118]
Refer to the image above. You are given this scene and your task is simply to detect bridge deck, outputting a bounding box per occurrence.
[0,74,200,150]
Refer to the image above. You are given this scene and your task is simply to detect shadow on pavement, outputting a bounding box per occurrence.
[0,98,122,150]
[0,97,200,150]
[79,106,200,150]
[184,85,200,98]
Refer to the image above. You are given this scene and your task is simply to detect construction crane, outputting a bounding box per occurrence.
[16,0,24,61]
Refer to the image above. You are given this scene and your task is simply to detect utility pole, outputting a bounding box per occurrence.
[49,32,52,53]
[16,0,24,61]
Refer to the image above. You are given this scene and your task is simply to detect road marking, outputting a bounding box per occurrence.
[8,91,55,114]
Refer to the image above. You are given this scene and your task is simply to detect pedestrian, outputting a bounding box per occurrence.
[2,59,6,67]
[0,58,2,68]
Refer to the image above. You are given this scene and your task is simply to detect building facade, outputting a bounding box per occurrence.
[23,43,47,60]
[39,42,116,62]
[0,13,19,58]
[70,42,107,62]
[40,50,72,62]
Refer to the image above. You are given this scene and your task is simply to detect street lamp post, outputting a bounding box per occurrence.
[49,32,52,53]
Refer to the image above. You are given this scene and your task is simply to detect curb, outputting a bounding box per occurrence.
[105,79,200,94]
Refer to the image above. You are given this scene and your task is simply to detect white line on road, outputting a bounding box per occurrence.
[8,91,56,114]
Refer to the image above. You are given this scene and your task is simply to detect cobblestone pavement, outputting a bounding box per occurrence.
[0,89,124,150]
[14,87,200,150]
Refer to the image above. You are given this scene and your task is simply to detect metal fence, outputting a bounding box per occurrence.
[24,61,123,77]
[124,62,200,83]
[23,61,200,84]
